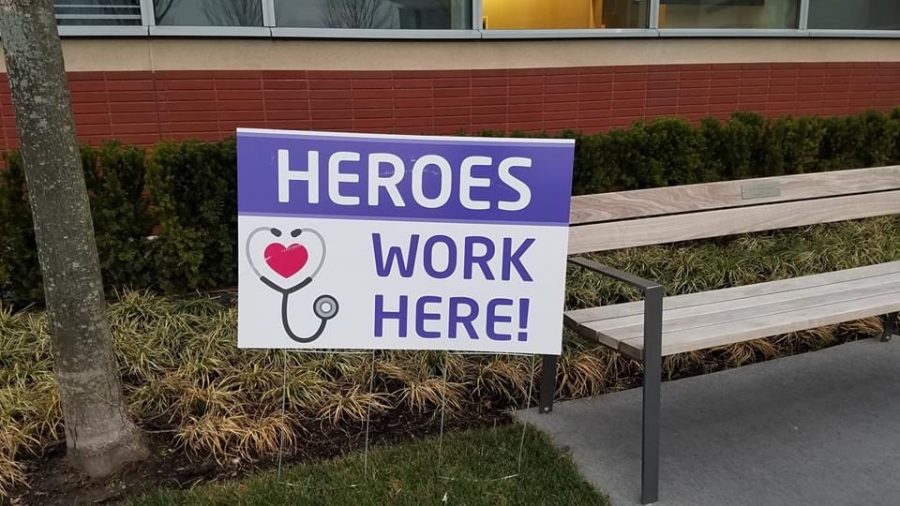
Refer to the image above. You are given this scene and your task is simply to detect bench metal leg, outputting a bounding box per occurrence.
[539,354,558,414]
[882,313,899,342]
[641,286,664,505]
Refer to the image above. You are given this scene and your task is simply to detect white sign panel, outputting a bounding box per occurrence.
[237,129,574,354]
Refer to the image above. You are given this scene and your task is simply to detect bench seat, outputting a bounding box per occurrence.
[565,260,900,360]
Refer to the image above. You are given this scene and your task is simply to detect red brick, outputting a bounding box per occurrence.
[434,87,470,99]
[395,107,434,119]
[394,116,434,129]
[579,100,611,111]
[109,123,160,135]
[67,71,107,82]
[679,79,710,90]
[310,109,353,120]
[309,89,352,100]
[217,110,266,122]
[612,90,645,101]
[160,110,217,122]
[107,91,156,104]
[646,79,677,92]
[645,106,678,117]
[612,80,648,92]
[72,102,110,115]
[352,98,393,110]
[611,99,645,110]
[544,93,579,104]
[215,79,262,90]
[217,90,264,101]
[354,108,393,120]
[110,112,158,125]
[75,124,112,136]
[679,87,710,98]
[393,78,433,89]
[434,115,468,127]
[581,82,614,94]
[264,89,310,101]
[509,94,542,106]
[678,95,708,106]
[509,75,543,87]
[214,100,263,111]
[71,92,109,103]
[393,88,433,99]
[472,95,506,107]
[114,134,161,146]
[75,113,110,126]
[160,90,216,102]
[645,95,675,107]
[105,79,154,92]
[353,118,394,130]
[308,79,351,90]
[267,110,311,121]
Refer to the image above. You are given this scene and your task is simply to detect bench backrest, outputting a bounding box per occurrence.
[568,166,900,255]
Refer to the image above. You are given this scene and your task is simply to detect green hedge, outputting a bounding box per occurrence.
[1,109,899,303]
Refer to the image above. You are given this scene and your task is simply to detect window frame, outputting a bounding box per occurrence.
[46,0,900,39]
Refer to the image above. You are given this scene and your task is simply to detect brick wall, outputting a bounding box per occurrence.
[0,61,898,151]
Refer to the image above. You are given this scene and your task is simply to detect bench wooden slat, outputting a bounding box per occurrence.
[564,261,900,326]
[570,165,900,225]
[606,279,900,342]
[580,268,900,335]
[617,288,900,358]
[567,189,900,254]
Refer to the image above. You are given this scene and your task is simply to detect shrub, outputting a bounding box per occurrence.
[147,138,237,293]
[0,144,155,304]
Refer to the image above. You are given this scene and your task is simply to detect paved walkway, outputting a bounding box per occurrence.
[519,338,900,506]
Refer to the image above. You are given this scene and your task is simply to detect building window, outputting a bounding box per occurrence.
[54,0,142,25]
[482,0,649,29]
[153,0,264,26]
[274,0,473,29]
[659,0,800,29]
[808,0,900,30]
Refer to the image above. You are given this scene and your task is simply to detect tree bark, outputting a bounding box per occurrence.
[0,0,147,477]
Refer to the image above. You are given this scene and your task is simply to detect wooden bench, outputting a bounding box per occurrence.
[538,165,900,504]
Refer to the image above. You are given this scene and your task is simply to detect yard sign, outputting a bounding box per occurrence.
[237,129,574,354]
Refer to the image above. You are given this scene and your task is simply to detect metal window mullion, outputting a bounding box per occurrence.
[798,0,810,30]
[473,0,483,31]
[139,0,154,26]
[649,0,661,30]
[262,0,276,27]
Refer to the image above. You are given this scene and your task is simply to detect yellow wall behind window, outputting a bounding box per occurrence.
[484,0,600,29]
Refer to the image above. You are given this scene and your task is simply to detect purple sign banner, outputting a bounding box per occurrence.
[237,128,574,354]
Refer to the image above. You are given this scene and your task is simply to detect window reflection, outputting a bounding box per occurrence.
[154,0,263,26]
[274,0,472,29]
[55,0,142,25]
[482,0,649,29]
[659,0,799,29]
[809,0,900,30]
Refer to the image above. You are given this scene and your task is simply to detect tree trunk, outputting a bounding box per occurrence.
[0,0,147,477]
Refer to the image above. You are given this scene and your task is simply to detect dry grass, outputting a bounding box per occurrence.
[1,217,899,494]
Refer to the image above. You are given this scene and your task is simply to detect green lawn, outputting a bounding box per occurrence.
[133,424,607,506]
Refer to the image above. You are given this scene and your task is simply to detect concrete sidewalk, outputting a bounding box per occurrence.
[518,338,900,506]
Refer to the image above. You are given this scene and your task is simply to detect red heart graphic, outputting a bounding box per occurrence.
[264,243,309,279]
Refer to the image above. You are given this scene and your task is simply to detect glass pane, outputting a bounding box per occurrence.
[659,0,800,29]
[275,0,473,29]
[809,0,900,30]
[54,0,142,25]
[483,0,649,29]
[154,0,263,26]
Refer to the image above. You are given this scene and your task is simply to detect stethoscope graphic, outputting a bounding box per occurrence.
[245,227,339,343]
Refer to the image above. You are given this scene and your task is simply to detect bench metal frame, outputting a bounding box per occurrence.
[541,256,664,504]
